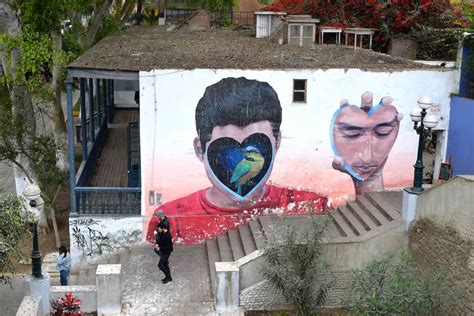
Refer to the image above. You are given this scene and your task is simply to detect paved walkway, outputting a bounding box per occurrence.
[122,244,218,315]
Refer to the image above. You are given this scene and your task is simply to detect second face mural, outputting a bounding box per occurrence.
[142,72,419,244]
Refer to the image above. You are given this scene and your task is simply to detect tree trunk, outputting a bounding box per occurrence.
[50,30,69,172]
[85,0,114,49]
[0,2,38,191]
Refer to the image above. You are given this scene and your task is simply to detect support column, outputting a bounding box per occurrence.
[402,188,420,231]
[88,78,95,143]
[102,79,108,124]
[96,79,102,126]
[215,262,239,313]
[79,78,88,160]
[96,264,122,314]
[66,79,77,214]
[23,274,51,315]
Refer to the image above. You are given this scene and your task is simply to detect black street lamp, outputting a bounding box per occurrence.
[23,184,44,279]
[28,200,43,279]
[409,96,439,193]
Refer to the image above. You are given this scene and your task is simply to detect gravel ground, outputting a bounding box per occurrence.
[70,26,444,72]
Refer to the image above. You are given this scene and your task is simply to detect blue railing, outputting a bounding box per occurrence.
[75,187,141,215]
[127,122,140,187]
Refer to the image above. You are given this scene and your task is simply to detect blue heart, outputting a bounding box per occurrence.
[205,133,275,200]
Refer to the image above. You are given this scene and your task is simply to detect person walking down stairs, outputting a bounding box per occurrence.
[155,222,173,284]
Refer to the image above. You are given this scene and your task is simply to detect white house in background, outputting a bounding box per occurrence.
[66,26,457,265]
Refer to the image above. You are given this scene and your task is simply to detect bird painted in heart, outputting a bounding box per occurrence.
[230,146,265,195]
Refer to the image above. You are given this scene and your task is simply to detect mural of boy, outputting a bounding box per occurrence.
[146,77,330,244]
[330,91,404,195]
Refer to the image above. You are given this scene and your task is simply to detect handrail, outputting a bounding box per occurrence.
[75,187,141,215]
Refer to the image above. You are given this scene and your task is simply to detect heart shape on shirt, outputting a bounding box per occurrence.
[330,102,400,181]
[205,133,274,199]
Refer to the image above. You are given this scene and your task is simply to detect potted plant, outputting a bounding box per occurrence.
[50,292,82,316]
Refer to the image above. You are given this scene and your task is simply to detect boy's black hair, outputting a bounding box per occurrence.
[195,77,282,152]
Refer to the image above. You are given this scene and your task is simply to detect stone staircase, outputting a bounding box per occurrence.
[45,247,132,286]
[205,190,403,294]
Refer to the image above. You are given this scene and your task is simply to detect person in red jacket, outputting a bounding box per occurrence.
[146,77,330,244]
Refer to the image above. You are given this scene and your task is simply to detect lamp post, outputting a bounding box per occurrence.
[409,96,439,192]
[23,184,44,279]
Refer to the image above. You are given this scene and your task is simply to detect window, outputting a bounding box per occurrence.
[293,79,307,103]
[287,24,315,46]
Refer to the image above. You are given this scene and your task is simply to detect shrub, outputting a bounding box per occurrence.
[345,252,461,315]
[50,292,82,316]
[261,214,332,316]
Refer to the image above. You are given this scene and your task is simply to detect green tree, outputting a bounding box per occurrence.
[0,0,133,247]
[0,193,32,284]
[261,214,332,315]
[345,252,461,315]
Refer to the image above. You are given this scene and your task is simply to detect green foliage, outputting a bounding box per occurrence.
[0,193,31,284]
[345,252,460,315]
[0,83,67,205]
[201,0,237,13]
[94,15,123,44]
[414,26,464,60]
[261,214,332,316]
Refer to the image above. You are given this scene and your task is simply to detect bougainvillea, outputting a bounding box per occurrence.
[263,0,469,53]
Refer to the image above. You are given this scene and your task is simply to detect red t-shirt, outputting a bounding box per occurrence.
[146,184,330,244]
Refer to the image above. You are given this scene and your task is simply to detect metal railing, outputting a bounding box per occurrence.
[165,8,197,23]
[75,187,141,215]
[127,122,140,187]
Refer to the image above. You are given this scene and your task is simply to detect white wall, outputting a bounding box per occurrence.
[139,68,457,216]
[69,216,142,266]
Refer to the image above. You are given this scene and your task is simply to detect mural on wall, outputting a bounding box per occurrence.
[141,69,455,245]
[146,77,330,244]
[330,91,403,195]
[71,218,141,257]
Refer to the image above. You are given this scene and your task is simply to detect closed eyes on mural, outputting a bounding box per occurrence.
[330,94,401,182]
[205,133,273,198]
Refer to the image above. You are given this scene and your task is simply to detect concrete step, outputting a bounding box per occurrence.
[86,265,97,285]
[249,219,264,249]
[119,249,131,266]
[337,205,367,236]
[108,253,121,265]
[217,235,233,262]
[356,195,390,225]
[206,239,220,297]
[69,274,78,286]
[259,216,276,235]
[238,224,257,255]
[228,229,245,261]
[77,269,88,285]
[347,201,380,230]
[330,210,356,237]
[366,191,402,221]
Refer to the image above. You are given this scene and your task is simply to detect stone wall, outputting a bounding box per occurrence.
[240,270,354,311]
[408,175,474,314]
[409,219,473,314]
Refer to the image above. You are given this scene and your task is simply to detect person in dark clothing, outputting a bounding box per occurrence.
[147,209,170,242]
[156,222,173,284]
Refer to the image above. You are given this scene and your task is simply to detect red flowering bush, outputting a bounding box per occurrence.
[50,292,82,316]
[263,0,469,55]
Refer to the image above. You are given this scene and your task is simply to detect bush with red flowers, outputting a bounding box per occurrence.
[263,0,469,58]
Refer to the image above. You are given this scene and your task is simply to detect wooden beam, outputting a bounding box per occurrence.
[68,68,139,81]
